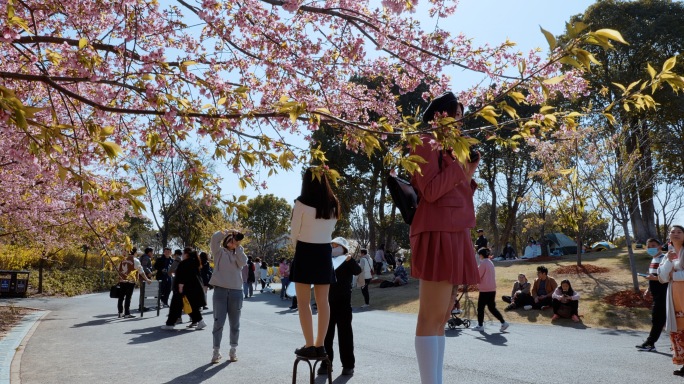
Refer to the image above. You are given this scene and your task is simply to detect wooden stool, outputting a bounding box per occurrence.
[292,355,332,384]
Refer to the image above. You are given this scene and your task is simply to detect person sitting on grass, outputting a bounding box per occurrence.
[529,265,557,310]
[502,273,532,311]
[551,279,580,322]
[392,259,409,286]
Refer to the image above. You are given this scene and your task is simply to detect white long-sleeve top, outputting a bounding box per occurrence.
[290,200,337,246]
[551,287,580,301]
[209,231,248,290]
[657,248,684,333]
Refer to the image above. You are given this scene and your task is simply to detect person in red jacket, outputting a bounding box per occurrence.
[410,92,480,383]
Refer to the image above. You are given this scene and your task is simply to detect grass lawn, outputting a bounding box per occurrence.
[351,248,654,331]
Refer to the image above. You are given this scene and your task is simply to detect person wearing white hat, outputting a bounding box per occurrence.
[317,237,362,376]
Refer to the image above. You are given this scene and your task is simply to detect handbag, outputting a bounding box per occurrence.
[386,175,419,225]
[386,152,442,225]
[109,284,121,299]
[182,296,192,314]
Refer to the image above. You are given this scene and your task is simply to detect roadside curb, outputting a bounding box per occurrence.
[0,310,48,384]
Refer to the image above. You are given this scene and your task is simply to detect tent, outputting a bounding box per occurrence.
[545,233,578,255]
[591,241,616,252]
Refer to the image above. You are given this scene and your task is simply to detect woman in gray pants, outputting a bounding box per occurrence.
[209,229,248,363]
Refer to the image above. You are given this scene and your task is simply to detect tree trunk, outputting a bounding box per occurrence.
[38,256,44,294]
[487,178,498,252]
[622,221,641,293]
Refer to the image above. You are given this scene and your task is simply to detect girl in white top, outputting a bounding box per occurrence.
[289,168,340,359]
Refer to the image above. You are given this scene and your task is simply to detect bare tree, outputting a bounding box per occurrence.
[581,127,656,293]
[654,182,684,241]
[349,207,371,251]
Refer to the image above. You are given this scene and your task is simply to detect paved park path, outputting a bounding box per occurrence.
[2,287,682,384]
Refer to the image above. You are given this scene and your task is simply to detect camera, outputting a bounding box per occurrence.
[662,243,670,252]
[468,147,480,163]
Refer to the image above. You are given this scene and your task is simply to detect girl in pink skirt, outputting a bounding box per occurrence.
[410,92,480,383]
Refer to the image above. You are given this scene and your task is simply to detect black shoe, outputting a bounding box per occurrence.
[341,367,354,376]
[187,322,197,328]
[317,364,331,375]
[315,346,326,357]
[294,346,318,358]
[504,303,517,311]
[674,366,684,376]
[636,342,656,351]
[202,306,209,310]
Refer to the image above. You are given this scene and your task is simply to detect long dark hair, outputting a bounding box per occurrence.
[560,279,574,296]
[297,168,340,220]
[188,250,201,270]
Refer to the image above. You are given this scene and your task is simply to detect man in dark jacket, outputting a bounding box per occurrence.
[475,229,488,251]
[319,237,362,376]
[636,238,668,351]
[155,248,174,306]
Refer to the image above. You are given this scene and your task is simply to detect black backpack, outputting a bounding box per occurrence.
[386,153,442,225]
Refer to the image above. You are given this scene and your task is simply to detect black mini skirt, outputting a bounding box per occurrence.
[289,241,336,284]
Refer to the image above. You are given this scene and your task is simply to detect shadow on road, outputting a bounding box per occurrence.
[161,362,231,384]
[472,331,508,346]
[125,325,191,344]
[72,318,118,328]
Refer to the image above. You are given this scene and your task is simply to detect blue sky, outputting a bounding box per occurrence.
[219,0,598,206]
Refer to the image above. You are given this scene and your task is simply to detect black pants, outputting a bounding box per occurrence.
[477,291,504,326]
[552,299,579,317]
[360,279,371,305]
[513,292,533,307]
[166,289,185,326]
[647,292,667,344]
[374,262,383,275]
[532,296,553,309]
[323,302,355,369]
[117,282,135,315]
[159,275,172,305]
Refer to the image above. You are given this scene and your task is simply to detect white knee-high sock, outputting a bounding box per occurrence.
[415,336,440,384]
[436,335,445,384]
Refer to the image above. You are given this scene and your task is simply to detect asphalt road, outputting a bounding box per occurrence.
[7,286,684,384]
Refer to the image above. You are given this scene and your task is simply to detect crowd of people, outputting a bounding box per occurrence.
[110,91,676,383]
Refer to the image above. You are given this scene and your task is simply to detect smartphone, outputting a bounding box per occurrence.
[637,273,649,278]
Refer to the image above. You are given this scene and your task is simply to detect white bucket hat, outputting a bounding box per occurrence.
[331,237,349,253]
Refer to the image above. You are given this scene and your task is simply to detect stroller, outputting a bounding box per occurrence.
[446,285,473,330]
[260,274,276,294]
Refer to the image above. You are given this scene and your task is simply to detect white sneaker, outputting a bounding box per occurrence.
[361,304,370,308]
[196,320,207,330]
[500,322,510,332]
[523,305,533,310]
[211,349,222,364]
[229,347,238,362]
[451,309,462,315]
[471,325,484,331]
[161,325,175,330]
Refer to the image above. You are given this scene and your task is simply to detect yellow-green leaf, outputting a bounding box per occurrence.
[100,141,122,158]
[594,29,628,45]
[663,56,677,72]
[78,38,88,50]
[129,187,147,197]
[647,63,656,79]
[540,26,557,51]
[543,75,566,85]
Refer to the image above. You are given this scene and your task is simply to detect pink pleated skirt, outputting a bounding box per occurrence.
[410,230,480,285]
